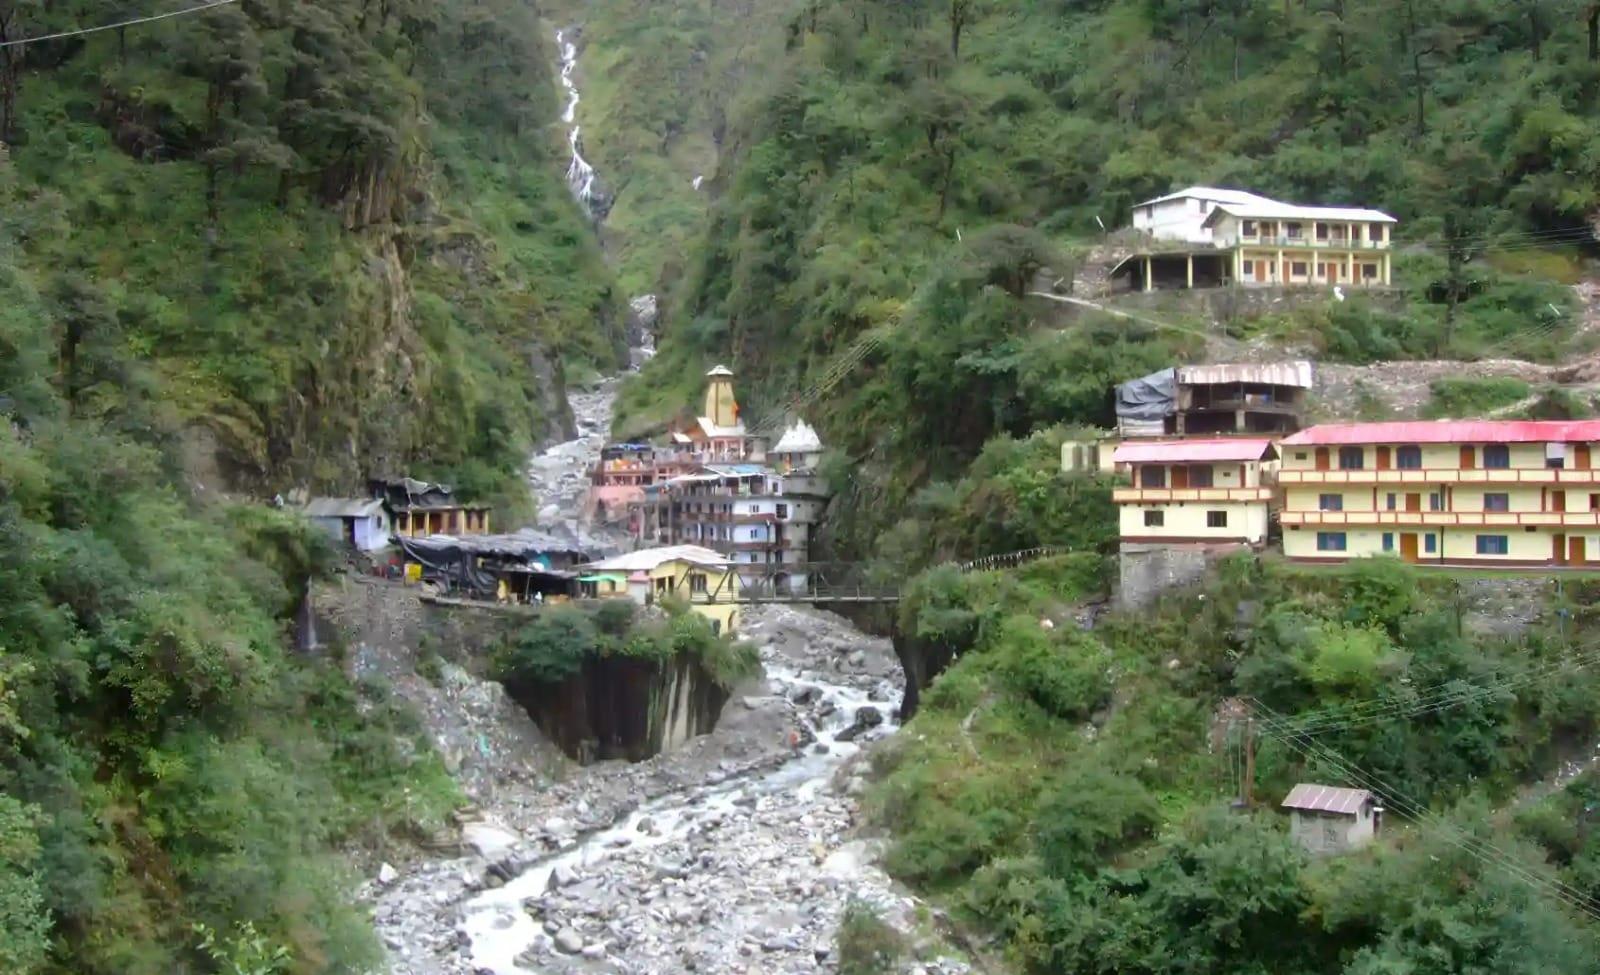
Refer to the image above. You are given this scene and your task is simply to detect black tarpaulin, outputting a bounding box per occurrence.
[1116,367,1177,422]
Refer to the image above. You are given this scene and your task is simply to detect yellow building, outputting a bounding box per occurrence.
[1111,439,1277,546]
[1205,202,1394,288]
[1115,187,1395,292]
[578,545,744,635]
[1279,421,1600,566]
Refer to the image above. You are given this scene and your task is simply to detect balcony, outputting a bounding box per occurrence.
[1280,468,1600,486]
[1282,510,1600,528]
[1237,235,1389,250]
[1113,487,1273,503]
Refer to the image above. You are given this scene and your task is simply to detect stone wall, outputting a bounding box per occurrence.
[1117,543,1227,609]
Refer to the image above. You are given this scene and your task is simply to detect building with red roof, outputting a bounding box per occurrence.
[1111,438,1278,547]
[1279,419,1600,566]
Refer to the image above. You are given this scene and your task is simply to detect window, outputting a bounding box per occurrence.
[1429,492,1443,511]
[1242,259,1254,275]
[1286,222,1304,238]
[1382,533,1394,552]
[1140,466,1166,488]
[710,620,722,635]
[1291,261,1309,277]
[1547,443,1567,469]
[1476,535,1509,555]
[1316,222,1329,240]
[1207,511,1228,528]
[1396,445,1422,469]
[1386,493,1397,511]
[1144,510,1165,528]
[1338,447,1364,470]
[1484,493,1510,512]
[1242,220,1257,236]
[1369,222,1386,242]
[1363,263,1379,279]
[690,573,708,594]
[1188,466,1214,488]
[1294,452,1307,461]
[1318,494,1344,512]
[1483,444,1510,469]
[1425,534,1436,554]
[776,503,788,518]
[1317,532,1348,552]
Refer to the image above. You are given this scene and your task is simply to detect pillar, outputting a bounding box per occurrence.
[1186,253,1194,289]
[1277,249,1285,285]
[1346,250,1354,285]
[1143,257,1153,293]
[1382,252,1391,286]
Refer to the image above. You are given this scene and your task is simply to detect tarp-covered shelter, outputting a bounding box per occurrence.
[302,498,391,552]
[371,477,493,536]
[1116,368,1177,437]
[396,529,587,599]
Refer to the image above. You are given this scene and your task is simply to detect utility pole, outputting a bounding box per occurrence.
[1243,713,1256,808]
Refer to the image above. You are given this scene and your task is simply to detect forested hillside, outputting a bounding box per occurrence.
[621,0,1600,561]
[542,0,797,295]
[2,0,624,511]
[0,0,614,970]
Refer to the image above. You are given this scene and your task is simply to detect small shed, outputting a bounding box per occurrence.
[303,498,391,552]
[1282,783,1378,855]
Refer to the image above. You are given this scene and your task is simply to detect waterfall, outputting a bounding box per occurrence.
[556,29,599,212]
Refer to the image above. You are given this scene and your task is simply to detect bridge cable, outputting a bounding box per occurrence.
[0,0,239,48]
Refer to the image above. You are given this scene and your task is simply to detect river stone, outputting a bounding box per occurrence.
[376,862,398,885]
[548,861,580,891]
[856,706,884,728]
[553,927,584,954]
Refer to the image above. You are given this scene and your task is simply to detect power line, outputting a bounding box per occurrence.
[1256,643,1600,740]
[0,0,238,49]
[1249,697,1600,922]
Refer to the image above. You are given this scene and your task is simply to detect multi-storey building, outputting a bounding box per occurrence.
[1279,421,1600,566]
[1116,361,1312,437]
[637,465,829,592]
[1111,439,1278,547]
[588,443,655,524]
[1113,186,1395,293]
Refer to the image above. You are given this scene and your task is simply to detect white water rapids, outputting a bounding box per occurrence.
[556,29,598,209]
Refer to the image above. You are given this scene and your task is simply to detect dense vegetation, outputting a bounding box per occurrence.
[542,0,798,296]
[1,0,623,514]
[879,555,1600,972]
[613,0,1600,562]
[1,177,460,971]
[0,0,630,969]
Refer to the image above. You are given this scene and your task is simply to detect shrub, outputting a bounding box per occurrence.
[494,607,599,684]
[837,898,904,975]
[1034,765,1161,879]
[996,619,1109,721]
[1423,377,1531,419]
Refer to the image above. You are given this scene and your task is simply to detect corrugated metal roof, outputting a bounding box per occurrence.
[1283,420,1600,446]
[1135,186,1281,208]
[1206,201,1396,224]
[1176,361,1314,389]
[580,545,732,572]
[303,498,385,518]
[1112,438,1277,463]
[705,365,734,377]
[1281,783,1372,815]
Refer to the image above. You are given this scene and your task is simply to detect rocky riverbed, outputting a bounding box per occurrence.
[366,605,971,974]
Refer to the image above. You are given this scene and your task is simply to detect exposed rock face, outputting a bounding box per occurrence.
[501,650,732,763]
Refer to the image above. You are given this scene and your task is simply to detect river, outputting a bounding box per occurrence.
[364,26,969,975]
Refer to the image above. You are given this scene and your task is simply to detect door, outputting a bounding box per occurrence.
[1572,537,1588,565]
[1315,448,1330,471]
[1579,445,1592,470]
[1254,259,1266,283]
[1460,446,1476,470]
[1552,490,1567,513]
[1399,533,1419,563]
[1405,493,1422,513]
[1376,446,1391,470]
[1171,465,1189,489]
[1554,534,1568,565]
